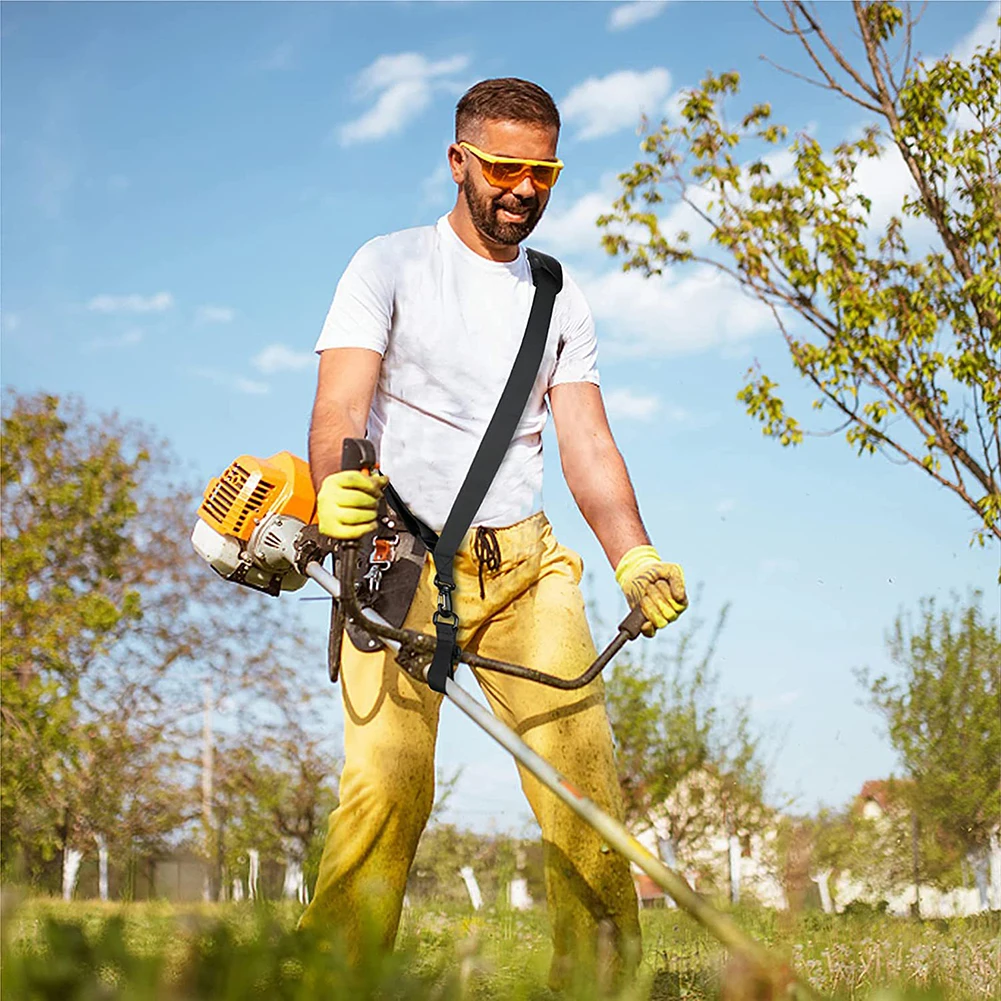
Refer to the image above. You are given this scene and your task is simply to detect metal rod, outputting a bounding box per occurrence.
[303,558,820,1000]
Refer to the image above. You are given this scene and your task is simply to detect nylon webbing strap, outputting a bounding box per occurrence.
[427,248,563,693]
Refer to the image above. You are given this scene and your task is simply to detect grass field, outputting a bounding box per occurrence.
[2,895,998,1000]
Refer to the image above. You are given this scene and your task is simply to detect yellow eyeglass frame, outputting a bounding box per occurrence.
[458,141,564,190]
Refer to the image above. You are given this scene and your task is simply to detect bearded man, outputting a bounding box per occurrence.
[300,77,688,993]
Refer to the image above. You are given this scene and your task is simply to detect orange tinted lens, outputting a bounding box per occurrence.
[483,160,529,188]
[529,163,560,189]
[483,160,560,189]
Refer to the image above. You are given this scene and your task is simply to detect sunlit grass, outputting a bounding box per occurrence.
[2,894,997,999]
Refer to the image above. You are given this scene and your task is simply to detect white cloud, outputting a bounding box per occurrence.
[608,0,671,31]
[87,292,174,314]
[196,305,236,324]
[562,68,673,141]
[535,187,615,256]
[421,162,453,207]
[536,171,689,259]
[2,313,21,333]
[194,368,270,395]
[339,53,469,146]
[251,343,315,374]
[603,388,661,420]
[85,328,143,351]
[950,3,998,63]
[580,265,774,357]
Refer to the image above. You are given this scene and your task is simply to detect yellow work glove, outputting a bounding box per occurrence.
[615,544,688,637]
[316,469,389,540]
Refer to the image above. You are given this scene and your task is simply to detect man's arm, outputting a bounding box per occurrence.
[549,381,652,569]
[308,347,383,491]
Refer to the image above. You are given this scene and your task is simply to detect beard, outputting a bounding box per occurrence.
[463,181,546,246]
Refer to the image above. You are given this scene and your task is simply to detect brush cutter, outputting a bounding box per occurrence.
[191,441,820,1000]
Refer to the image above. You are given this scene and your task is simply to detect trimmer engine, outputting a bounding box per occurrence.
[191,451,317,595]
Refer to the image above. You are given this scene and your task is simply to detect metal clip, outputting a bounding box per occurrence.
[433,583,457,627]
[362,534,400,594]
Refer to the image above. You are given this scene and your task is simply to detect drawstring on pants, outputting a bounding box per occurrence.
[473,526,502,600]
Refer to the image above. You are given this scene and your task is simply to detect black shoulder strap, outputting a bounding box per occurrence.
[425,247,562,692]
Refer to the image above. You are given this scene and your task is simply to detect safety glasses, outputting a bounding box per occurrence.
[458,141,564,190]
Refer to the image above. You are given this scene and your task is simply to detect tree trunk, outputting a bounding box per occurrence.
[460,866,483,910]
[62,847,83,901]
[95,833,109,901]
[202,679,215,903]
[728,834,742,906]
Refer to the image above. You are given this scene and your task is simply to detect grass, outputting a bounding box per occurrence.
[2,893,998,1000]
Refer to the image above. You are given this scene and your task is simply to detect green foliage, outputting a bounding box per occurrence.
[858,592,1001,862]
[1,389,332,899]
[3,899,998,1000]
[408,825,540,909]
[2,391,153,868]
[212,729,340,896]
[599,3,1001,548]
[800,789,962,902]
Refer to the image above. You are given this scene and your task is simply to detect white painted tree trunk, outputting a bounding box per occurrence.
[990,829,1001,911]
[95,834,109,902]
[508,877,532,910]
[728,835,741,905]
[971,851,990,911]
[248,849,260,901]
[459,866,483,910]
[202,679,215,904]
[62,847,83,901]
[283,856,308,904]
[811,870,833,914]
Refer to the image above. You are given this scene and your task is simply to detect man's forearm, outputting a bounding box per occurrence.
[563,437,652,570]
[308,398,367,492]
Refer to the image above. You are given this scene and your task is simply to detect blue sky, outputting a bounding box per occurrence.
[3,0,998,834]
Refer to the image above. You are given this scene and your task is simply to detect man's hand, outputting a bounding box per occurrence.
[615,545,688,637]
[316,469,389,540]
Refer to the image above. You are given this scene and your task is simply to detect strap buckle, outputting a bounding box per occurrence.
[433,589,457,627]
[433,578,457,627]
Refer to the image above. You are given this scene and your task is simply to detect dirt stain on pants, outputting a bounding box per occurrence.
[298,512,641,991]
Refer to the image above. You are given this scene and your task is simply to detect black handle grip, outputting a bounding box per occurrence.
[619,605,649,640]
[341,438,376,473]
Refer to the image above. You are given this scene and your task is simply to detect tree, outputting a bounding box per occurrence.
[213,711,341,898]
[1,390,331,894]
[857,591,1000,875]
[599,2,1001,547]
[2,391,150,875]
[605,601,774,868]
[798,779,962,911]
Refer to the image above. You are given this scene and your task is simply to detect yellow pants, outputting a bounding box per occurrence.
[299,512,640,990]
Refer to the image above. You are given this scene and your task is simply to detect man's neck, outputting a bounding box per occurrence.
[447,206,519,262]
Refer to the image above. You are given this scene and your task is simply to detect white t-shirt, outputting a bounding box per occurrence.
[314,214,600,531]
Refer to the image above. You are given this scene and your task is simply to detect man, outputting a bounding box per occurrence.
[300,77,688,992]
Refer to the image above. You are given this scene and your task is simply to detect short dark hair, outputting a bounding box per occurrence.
[455,78,560,141]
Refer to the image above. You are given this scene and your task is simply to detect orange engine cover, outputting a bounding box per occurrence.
[197,452,317,541]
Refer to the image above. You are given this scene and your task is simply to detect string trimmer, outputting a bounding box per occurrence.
[191,439,820,1000]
